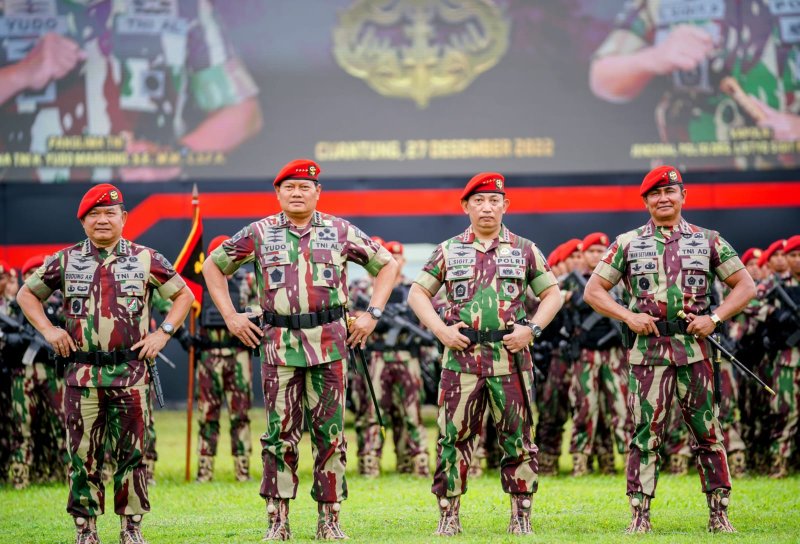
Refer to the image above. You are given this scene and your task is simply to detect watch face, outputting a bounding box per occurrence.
[162,323,174,334]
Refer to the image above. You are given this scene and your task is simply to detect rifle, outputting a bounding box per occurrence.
[677,310,775,396]
[0,310,54,365]
[766,277,800,348]
[354,292,435,348]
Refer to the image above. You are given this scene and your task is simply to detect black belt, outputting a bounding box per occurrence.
[655,320,689,337]
[262,306,345,329]
[72,349,138,365]
[461,328,509,345]
[200,339,246,349]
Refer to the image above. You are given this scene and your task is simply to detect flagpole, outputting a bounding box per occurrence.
[185,184,199,482]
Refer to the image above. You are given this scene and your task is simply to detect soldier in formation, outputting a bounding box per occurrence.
[16,184,195,544]
[585,165,756,533]
[195,235,255,483]
[350,240,433,478]
[5,255,68,489]
[203,159,398,540]
[409,172,562,535]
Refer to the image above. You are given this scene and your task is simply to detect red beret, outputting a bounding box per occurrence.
[758,239,787,267]
[21,255,45,276]
[580,232,610,251]
[562,238,582,257]
[784,235,800,255]
[740,247,762,265]
[273,159,321,187]
[0,259,10,275]
[640,165,682,196]
[371,236,385,246]
[460,172,505,201]
[385,240,404,255]
[207,235,229,256]
[546,248,559,267]
[77,183,124,219]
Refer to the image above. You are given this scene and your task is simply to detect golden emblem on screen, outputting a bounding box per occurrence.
[333,0,509,108]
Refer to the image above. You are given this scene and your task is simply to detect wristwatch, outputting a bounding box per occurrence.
[710,313,722,328]
[366,306,383,320]
[160,322,175,336]
[527,321,543,341]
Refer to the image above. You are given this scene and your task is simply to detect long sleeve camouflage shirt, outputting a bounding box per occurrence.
[211,211,392,368]
[414,224,557,377]
[594,218,743,366]
[25,238,186,387]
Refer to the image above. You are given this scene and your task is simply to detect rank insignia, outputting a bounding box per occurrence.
[452,280,469,301]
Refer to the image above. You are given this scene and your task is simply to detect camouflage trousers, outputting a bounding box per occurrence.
[769,361,800,460]
[740,356,775,471]
[260,361,347,502]
[627,361,730,497]
[64,384,151,517]
[569,347,632,455]
[356,351,427,463]
[664,361,746,457]
[197,348,252,457]
[535,352,571,456]
[11,362,67,473]
[432,368,538,497]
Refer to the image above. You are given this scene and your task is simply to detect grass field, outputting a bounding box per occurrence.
[1,407,798,543]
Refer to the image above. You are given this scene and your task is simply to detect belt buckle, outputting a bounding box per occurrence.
[298,313,314,328]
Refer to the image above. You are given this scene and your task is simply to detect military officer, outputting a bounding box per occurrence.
[584,166,756,534]
[408,172,562,536]
[203,159,398,540]
[195,235,254,483]
[590,0,800,169]
[16,184,194,544]
[0,0,262,182]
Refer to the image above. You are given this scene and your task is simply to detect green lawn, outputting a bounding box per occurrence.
[1,408,798,543]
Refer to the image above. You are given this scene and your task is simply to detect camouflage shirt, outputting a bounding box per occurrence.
[595,0,800,162]
[0,0,259,182]
[415,224,557,377]
[211,211,393,368]
[25,238,186,387]
[594,217,743,366]
[756,272,800,367]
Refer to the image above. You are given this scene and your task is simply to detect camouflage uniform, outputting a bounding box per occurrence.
[350,277,430,477]
[0,0,258,182]
[730,289,773,472]
[415,225,557,522]
[8,294,68,488]
[563,273,632,475]
[595,218,742,531]
[210,210,392,537]
[595,0,800,169]
[196,272,254,482]
[759,273,800,477]
[533,278,572,475]
[24,238,185,522]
